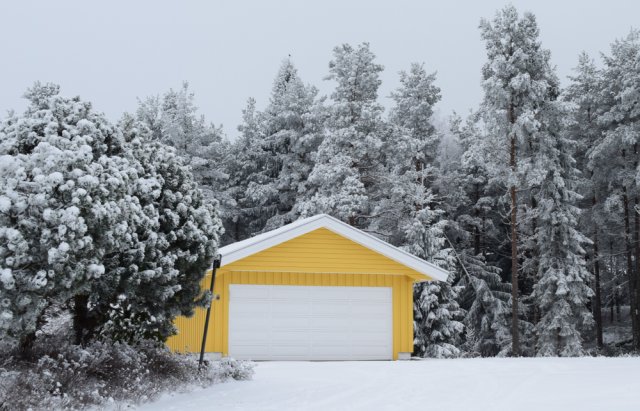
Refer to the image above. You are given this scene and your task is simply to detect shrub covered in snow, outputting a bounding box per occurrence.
[0,332,254,411]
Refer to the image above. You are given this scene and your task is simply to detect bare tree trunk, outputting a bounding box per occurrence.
[509,102,520,356]
[73,294,97,346]
[622,186,638,349]
[629,195,640,351]
[474,183,481,256]
[19,309,48,359]
[531,195,540,329]
[593,227,603,350]
[611,241,621,323]
[610,301,614,323]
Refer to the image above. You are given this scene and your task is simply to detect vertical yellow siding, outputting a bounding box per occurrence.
[167,270,416,359]
[221,228,430,279]
[166,228,432,359]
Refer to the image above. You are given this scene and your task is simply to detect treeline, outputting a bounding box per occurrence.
[3,5,640,358]
[165,6,638,357]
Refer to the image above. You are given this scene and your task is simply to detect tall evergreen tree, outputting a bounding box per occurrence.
[136,82,229,202]
[299,43,386,226]
[564,53,606,349]
[255,60,325,230]
[532,101,594,356]
[446,113,512,356]
[590,31,640,350]
[382,63,464,357]
[221,98,265,243]
[479,5,560,355]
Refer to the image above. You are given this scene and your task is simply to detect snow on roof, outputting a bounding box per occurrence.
[217,214,449,282]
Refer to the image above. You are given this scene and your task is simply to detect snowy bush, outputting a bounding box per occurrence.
[211,357,256,381]
[0,334,254,411]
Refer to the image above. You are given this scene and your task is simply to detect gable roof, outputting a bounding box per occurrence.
[217,214,449,282]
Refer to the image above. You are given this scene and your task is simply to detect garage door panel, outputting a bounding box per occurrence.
[271,334,311,344]
[353,317,392,328]
[229,284,392,360]
[351,302,389,314]
[311,301,351,315]
[270,345,311,356]
[311,317,352,329]
[271,303,310,315]
[271,286,311,299]
[270,316,310,329]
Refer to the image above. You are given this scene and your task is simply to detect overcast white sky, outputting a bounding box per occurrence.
[0,0,638,138]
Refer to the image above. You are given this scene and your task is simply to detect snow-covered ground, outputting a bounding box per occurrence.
[134,357,640,411]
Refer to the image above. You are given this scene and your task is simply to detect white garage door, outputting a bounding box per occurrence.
[228,284,393,360]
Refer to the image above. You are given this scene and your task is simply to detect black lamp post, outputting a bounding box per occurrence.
[198,256,221,370]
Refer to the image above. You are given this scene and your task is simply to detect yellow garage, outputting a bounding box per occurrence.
[167,214,448,360]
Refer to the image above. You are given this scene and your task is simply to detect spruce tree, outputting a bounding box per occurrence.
[300,43,386,226]
[383,63,464,357]
[479,5,561,355]
[564,53,606,349]
[256,59,325,230]
[447,113,512,356]
[136,82,229,202]
[590,31,640,350]
[532,101,594,356]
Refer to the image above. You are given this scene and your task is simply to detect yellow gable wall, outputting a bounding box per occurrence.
[167,228,428,359]
[222,228,431,278]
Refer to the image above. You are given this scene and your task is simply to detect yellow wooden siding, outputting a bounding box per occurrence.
[167,227,426,360]
[222,228,432,279]
[167,270,415,359]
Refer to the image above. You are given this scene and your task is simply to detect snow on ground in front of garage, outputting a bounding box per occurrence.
[131,357,640,411]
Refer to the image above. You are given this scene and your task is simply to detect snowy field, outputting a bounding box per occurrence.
[135,357,640,411]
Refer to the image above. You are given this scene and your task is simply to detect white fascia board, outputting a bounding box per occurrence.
[217,214,449,282]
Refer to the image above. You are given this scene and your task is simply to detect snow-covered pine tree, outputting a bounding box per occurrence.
[253,59,325,231]
[379,63,464,357]
[0,84,222,349]
[405,209,464,358]
[564,53,606,349]
[221,98,270,243]
[0,83,140,351]
[136,82,229,202]
[90,115,222,344]
[589,31,640,350]
[370,62,441,239]
[532,100,594,356]
[479,5,561,356]
[299,43,386,226]
[446,113,512,357]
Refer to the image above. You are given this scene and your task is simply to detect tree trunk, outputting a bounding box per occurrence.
[610,301,614,324]
[18,307,49,358]
[530,195,539,329]
[635,195,640,350]
[593,228,603,350]
[73,294,94,345]
[622,186,638,349]
[509,104,520,356]
[474,183,481,256]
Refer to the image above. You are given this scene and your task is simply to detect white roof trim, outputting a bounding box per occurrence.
[217,214,449,282]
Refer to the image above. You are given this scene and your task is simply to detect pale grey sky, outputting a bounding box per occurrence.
[0,0,637,138]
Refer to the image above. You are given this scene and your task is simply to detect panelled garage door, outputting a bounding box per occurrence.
[228,284,393,360]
